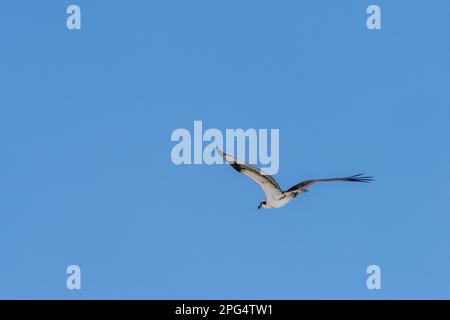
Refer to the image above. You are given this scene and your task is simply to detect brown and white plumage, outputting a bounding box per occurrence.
[217,148,373,209]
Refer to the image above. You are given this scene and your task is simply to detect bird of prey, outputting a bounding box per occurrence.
[217,148,373,209]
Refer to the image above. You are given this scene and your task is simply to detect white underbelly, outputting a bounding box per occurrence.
[266,194,294,208]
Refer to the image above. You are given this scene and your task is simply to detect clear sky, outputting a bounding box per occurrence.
[1,0,450,299]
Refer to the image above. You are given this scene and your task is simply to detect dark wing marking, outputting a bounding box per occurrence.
[217,148,283,197]
[286,173,374,192]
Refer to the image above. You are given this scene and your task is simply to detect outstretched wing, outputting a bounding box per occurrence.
[217,148,282,199]
[286,173,374,193]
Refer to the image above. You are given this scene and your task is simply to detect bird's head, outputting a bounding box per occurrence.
[258,201,267,209]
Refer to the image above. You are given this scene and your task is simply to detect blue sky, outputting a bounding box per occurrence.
[1,0,450,299]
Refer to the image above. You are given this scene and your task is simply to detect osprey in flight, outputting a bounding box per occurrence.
[217,148,373,209]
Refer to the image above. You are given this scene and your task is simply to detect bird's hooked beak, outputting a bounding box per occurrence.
[257,203,262,209]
